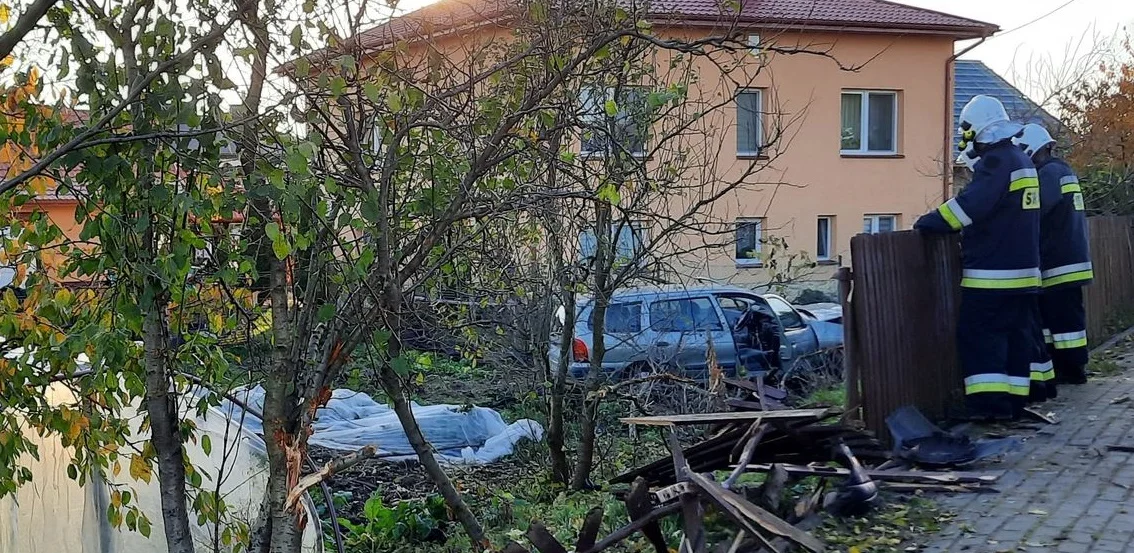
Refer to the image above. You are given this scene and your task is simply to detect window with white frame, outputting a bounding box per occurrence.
[736,89,763,156]
[735,218,763,265]
[816,216,833,260]
[579,86,648,156]
[841,91,898,154]
[579,221,647,263]
[862,214,897,234]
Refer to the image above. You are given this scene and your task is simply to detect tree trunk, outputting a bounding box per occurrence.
[378,284,486,545]
[141,308,195,553]
[257,255,306,553]
[377,366,486,544]
[571,200,612,491]
[547,283,575,485]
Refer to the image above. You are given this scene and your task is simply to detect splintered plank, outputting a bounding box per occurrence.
[620,409,829,427]
[739,464,1002,484]
[686,471,825,553]
[627,477,669,553]
[574,506,604,552]
[526,522,568,553]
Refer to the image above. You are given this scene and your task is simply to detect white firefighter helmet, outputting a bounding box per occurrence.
[957,95,1021,149]
[1013,123,1055,158]
[956,141,979,171]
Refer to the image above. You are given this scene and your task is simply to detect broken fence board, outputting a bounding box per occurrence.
[627,477,670,553]
[526,522,568,553]
[686,471,782,553]
[687,472,825,553]
[574,506,604,552]
[581,503,682,553]
[739,463,1002,484]
[621,409,829,427]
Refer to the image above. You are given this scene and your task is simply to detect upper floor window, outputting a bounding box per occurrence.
[580,86,648,157]
[736,89,763,157]
[841,91,897,155]
[735,218,763,266]
[579,221,647,263]
[863,214,897,234]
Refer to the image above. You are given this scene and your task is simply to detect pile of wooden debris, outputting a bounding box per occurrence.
[500,378,1004,553]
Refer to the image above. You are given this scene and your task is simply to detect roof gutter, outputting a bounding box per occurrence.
[942,36,987,202]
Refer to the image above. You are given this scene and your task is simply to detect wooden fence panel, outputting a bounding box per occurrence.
[848,216,1134,438]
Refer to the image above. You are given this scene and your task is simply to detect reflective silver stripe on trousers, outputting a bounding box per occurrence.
[1041,262,1093,279]
[1010,168,1039,181]
[962,268,1042,279]
[1052,330,1087,342]
[1059,175,1079,186]
[1008,376,1031,388]
[1030,360,1053,371]
[945,198,973,227]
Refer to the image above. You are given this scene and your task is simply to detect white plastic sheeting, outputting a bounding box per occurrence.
[0,378,541,553]
[224,387,545,464]
[0,382,321,553]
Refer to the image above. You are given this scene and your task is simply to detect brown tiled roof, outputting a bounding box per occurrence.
[282,0,996,71]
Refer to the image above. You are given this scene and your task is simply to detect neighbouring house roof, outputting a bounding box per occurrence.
[282,0,996,72]
[953,59,1061,153]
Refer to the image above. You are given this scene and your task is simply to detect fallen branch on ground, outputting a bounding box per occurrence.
[285,445,378,511]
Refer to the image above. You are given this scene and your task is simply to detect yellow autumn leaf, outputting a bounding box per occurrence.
[129,455,152,484]
[0,55,11,69]
[0,5,10,25]
[112,461,122,477]
[849,548,862,553]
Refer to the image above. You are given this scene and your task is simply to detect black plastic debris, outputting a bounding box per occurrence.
[886,406,1021,468]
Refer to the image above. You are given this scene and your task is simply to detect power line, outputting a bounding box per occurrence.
[991,0,1081,39]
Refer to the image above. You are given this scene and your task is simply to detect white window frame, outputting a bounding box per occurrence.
[735,218,763,267]
[840,90,898,155]
[579,86,648,158]
[863,214,898,234]
[816,216,833,261]
[579,220,648,264]
[736,88,763,157]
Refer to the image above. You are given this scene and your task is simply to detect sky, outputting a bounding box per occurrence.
[899,0,1133,103]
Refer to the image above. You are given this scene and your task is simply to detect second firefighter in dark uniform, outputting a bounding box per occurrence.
[915,95,1041,420]
[1015,123,1093,385]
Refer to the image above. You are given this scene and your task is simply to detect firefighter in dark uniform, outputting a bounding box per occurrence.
[1015,123,1092,385]
[915,95,1041,420]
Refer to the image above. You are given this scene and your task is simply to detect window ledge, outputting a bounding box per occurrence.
[735,260,764,269]
[815,259,839,266]
[736,153,770,160]
[841,153,904,159]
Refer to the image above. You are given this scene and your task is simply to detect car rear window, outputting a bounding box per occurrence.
[649,297,722,332]
[589,302,642,333]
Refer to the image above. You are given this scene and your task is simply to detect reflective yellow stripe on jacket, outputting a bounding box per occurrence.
[1060,175,1081,194]
[937,198,973,231]
[1041,262,1093,287]
[960,268,1041,290]
[1008,168,1040,191]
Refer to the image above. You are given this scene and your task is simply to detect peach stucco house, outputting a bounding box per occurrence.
[314,0,997,288]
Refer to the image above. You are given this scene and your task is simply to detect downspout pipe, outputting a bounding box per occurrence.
[943,37,988,201]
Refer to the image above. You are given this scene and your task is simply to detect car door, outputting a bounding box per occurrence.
[587,300,647,371]
[764,294,820,360]
[646,295,733,376]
